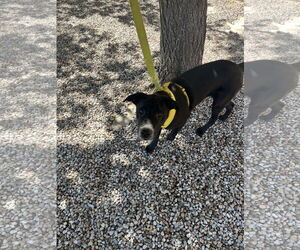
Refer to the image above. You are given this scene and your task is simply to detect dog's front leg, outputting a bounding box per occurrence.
[166,126,183,141]
[145,128,162,153]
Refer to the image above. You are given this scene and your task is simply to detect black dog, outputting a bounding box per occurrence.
[124,60,243,153]
[243,60,299,125]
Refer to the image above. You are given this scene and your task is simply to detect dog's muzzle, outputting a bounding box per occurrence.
[140,128,153,140]
[139,119,154,140]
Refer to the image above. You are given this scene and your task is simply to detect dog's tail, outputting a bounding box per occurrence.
[289,62,300,71]
[238,62,244,73]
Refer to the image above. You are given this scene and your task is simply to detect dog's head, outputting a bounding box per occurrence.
[124,92,177,140]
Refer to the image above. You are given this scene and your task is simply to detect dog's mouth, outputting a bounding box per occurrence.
[139,128,154,141]
[138,119,155,140]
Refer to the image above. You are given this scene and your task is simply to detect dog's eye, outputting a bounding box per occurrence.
[156,113,163,119]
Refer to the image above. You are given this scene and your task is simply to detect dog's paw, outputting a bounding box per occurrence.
[219,114,229,121]
[259,112,278,121]
[196,127,206,137]
[145,145,155,154]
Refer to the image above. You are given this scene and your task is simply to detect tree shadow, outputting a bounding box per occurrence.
[245,18,299,62]
[1,143,56,248]
[1,8,56,132]
[57,0,244,248]
[243,18,299,125]
[57,0,159,28]
[57,136,244,248]
[0,0,54,21]
[243,4,299,247]
[1,0,56,249]
[57,21,147,130]
[206,19,244,63]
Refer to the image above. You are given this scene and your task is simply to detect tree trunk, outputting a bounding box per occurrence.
[158,0,208,83]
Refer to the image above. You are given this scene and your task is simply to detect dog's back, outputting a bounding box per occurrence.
[244,60,298,106]
[174,60,243,108]
[243,60,299,125]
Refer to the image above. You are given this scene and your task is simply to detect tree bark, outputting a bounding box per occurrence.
[158,0,208,83]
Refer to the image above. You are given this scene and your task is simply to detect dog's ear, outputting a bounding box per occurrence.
[164,98,178,110]
[124,92,148,105]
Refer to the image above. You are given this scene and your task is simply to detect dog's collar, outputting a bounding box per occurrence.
[161,82,190,129]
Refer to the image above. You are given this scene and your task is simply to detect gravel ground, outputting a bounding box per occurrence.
[244,0,300,249]
[0,0,56,249]
[57,0,244,249]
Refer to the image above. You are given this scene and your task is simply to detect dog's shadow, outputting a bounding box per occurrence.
[243,60,299,126]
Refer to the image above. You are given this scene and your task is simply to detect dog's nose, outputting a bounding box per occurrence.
[140,128,152,140]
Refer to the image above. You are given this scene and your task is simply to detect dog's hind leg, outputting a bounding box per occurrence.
[196,87,238,136]
[245,103,268,126]
[219,102,234,121]
[259,101,284,121]
[196,98,226,137]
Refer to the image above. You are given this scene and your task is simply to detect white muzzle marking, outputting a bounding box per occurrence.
[139,119,154,140]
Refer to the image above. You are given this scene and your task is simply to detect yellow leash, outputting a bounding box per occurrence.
[128,1,191,129]
[128,0,162,91]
